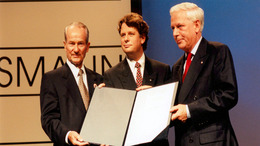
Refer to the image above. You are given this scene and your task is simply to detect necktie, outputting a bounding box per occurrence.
[135,62,143,88]
[182,53,192,82]
[78,69,90,110]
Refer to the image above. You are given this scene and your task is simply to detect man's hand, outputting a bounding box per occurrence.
[94,83,106,88]
[68,131,89,146]
[136,85,152,91]
[170,104,188,123]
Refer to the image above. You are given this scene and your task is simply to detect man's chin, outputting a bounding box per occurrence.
[71,60,82,67]
[177,44,187,51]
[122,48,132,53]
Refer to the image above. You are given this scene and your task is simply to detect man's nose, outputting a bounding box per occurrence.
[173,29,179,37]
[124,35,129,42]
[74,44,80,52]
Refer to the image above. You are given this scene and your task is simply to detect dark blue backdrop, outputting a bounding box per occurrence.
[142,0,260,145]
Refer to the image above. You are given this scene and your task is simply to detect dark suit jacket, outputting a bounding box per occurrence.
[40,63,103,146]
[171,38,238,146]
[104,56,171,90]
[104,56,171,146]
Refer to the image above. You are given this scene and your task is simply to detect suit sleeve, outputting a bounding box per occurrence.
[188,45,238,123]
[163,64,172,84]
[40,74,69,145]
[104,70,114,88]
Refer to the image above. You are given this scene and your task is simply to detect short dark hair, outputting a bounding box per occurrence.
[118,13,149,50]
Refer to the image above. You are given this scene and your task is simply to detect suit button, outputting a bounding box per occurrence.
[189,138,194,143]
[193,96,197,100]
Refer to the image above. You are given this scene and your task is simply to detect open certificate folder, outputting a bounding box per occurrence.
[80,82,178,146]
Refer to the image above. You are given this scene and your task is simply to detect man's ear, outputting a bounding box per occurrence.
[63,41,67,50]
[194,20,201,33]
[140,35,146,45]
[86,42,90,53]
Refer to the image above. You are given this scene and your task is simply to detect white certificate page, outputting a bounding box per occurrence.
[124,82,178,146]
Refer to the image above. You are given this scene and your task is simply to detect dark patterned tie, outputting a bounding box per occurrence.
[182,53,192,82]
[135,62,143,87]
[78,69,90,110]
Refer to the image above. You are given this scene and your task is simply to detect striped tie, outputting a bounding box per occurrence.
[135,62,143,87]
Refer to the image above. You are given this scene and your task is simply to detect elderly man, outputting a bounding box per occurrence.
[40,22,103,146]
[169,2,238,146]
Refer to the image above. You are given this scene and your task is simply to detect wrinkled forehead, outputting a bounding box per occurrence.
[171,11,191,23]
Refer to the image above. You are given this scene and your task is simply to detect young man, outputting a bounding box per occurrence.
[104,13,171,90]
[103,13,171,145]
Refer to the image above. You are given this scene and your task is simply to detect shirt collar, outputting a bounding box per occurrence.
[66,59,86,78]
[186,36,202,57]
[126,53,145,69]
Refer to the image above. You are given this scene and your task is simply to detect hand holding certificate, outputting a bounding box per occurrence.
[80,82,178,146]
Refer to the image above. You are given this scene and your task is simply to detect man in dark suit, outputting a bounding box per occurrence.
[40,22,103,146]
[104,13,171,90]
[169,2,238,146]
[104,13,171,145]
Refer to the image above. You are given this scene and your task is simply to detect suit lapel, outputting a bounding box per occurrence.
[143,57,157,86]
[120,59,137,90]
[63,64,86,113]
[117,57,158,89]
[85,67,95,98]
[178,38,209,103]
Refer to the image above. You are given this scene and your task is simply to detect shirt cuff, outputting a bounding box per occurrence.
[65,131,71,144]
[186,105,191,118]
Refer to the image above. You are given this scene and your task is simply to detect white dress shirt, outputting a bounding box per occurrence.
[185,37,202,118]
[65,59,89,144]
[126,53,145,83]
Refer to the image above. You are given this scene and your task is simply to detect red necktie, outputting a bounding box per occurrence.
[135,62,143,87]
[182,53,192,82]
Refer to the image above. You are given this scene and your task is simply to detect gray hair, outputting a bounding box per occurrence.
[64,22,89,43]
[170,2,204,32]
